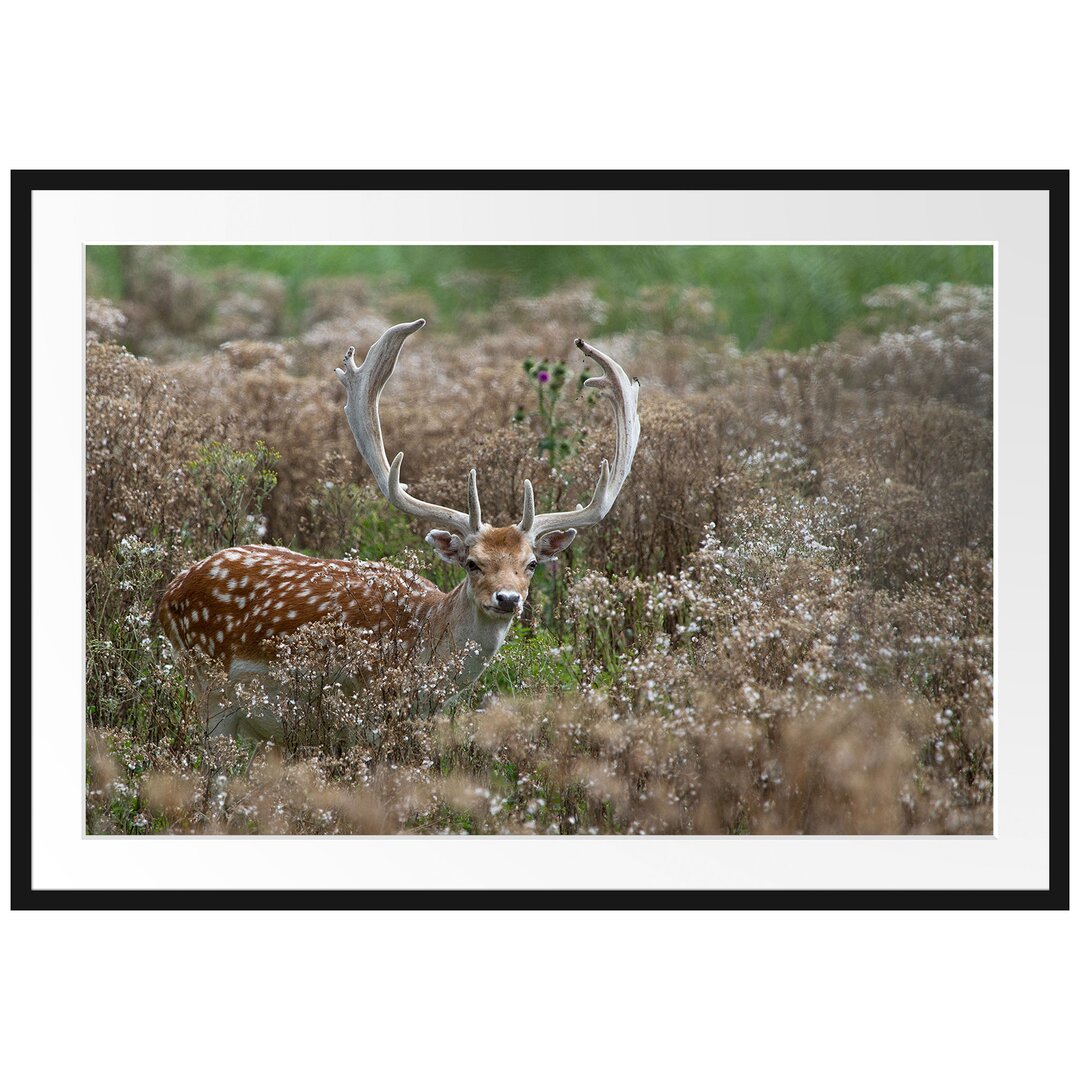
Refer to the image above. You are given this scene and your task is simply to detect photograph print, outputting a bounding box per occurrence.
[84,242,994,838]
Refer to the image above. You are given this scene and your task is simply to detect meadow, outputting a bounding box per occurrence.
[85,245,994,835]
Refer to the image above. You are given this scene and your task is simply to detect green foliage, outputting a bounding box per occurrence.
[465,625,581,701]
[516,356,588,470]
[86,243,993,351]
[85,537,193,743]
[513,357,596,620]
[303,478,418,561]
[185,440,280,549]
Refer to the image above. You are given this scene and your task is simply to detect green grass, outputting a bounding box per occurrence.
[86,243,992,351]
[466,624,581,700]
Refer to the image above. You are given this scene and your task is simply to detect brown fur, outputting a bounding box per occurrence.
[158,545,446,667]
[459,526,537,610]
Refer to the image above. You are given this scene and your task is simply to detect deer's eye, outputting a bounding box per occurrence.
[526,560,538,574]
[465,559,481,573]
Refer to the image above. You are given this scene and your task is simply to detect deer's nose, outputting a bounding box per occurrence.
[493,591,522,613]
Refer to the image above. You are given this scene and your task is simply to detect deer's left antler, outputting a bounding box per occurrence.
[518,338,641,541]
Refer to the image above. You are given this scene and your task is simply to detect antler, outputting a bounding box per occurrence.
[518,338,641,541]
[337,319,483,539]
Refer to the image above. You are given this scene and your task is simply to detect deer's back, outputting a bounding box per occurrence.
[158,545,444,667]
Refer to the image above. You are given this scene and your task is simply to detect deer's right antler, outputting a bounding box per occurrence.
[337,319,484,539]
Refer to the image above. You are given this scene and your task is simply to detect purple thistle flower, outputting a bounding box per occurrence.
[537,369,550,383]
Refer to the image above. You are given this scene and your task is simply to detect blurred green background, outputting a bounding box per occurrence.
[86,244,992,351]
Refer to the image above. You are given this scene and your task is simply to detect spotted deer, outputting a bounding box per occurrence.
[159,318,640,740]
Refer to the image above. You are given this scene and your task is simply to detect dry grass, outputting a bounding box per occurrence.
[85,262,994,834]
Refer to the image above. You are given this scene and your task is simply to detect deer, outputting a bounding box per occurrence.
[158,318,640,742]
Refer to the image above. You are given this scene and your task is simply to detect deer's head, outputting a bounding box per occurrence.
[426,524,576,620]
[337,319,639,623]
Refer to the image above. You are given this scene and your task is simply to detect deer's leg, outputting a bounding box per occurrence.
[205,687,244,738]
[227,658,285,742]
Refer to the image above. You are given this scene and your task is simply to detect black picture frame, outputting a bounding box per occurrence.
[11,169,1068,911]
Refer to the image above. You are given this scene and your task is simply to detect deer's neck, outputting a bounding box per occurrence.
[428,579,514,680]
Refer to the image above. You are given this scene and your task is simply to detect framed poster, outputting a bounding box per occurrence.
[11,170,1066,909]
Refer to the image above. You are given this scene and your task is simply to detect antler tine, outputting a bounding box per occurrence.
[338,319,482,539]
[467,469,482,534]
[519,479,535,534]
[519,338,640,540]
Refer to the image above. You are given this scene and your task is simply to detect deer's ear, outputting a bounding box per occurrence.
[426,530,469,565]
[535,529,577,563]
